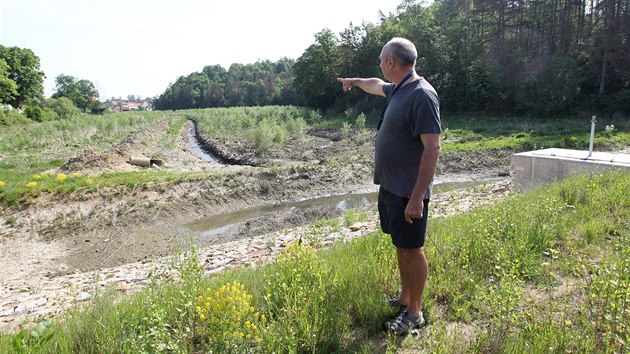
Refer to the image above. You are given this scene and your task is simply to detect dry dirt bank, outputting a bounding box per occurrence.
[0,118,512,332]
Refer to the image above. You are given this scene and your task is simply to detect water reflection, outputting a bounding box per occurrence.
[187,192,378,236]
[187,123,221,163]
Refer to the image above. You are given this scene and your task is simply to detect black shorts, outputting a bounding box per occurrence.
[378,187,429,249]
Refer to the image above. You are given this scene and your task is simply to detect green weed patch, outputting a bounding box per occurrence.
[440,115,630,152]
[188,106,310,156]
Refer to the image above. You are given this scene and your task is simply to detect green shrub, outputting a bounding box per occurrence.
[252,120,276,155]
[263,241,345,353]
[24,103,58,122]
[0,107,30,125]
[45,97,80,119]
[355,113,366,130]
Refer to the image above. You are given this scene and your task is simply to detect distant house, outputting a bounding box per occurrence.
[1,104,24,113]
[126,101,149,111]
[108,99,152,112]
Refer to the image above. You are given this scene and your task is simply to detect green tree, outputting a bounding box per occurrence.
[51,74,99,112]
[0,46,45,108]
[0,58,18,105]
[293,29,342,110]
[202,65,228,107]
[89,101,108,114]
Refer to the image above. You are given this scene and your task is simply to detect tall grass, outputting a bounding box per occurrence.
[188,106,310,155]
[1,171,627,353]
[440,115,630,152]
[161,115,188,149]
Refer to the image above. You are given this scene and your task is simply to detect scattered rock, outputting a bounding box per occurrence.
[115,283,131,292]
[349,222,365,231]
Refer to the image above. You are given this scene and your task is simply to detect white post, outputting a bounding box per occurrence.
[587,115,596,159]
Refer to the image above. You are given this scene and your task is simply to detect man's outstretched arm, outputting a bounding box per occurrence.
[337,77,386,96]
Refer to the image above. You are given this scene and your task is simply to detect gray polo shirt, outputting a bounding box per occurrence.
[374,77,441,199]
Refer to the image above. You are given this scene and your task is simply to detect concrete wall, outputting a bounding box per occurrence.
[511,148,630,190]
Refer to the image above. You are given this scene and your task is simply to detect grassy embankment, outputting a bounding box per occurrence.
[0,107,311,206]
[439,114,630,152]
[1,107,628,207]
[0,111,178,205]
[1,171,627,353]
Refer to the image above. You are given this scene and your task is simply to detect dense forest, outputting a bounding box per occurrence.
[152,59,303,110]
[154,0,630,117]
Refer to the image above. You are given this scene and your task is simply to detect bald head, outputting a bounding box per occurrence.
[383,38,417,67]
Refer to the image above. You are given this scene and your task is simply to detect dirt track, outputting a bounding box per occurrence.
[0,118,512,332]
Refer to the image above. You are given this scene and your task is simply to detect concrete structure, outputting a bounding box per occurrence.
[511,148,630,190]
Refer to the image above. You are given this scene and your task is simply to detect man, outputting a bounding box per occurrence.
[337,37,441,336]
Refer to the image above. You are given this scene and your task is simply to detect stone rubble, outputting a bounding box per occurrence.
[1,180,511,333]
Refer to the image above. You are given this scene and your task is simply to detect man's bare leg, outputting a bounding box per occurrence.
[396,247,428,316]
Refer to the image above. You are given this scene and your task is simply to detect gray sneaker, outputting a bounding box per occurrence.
[385,310,425,336]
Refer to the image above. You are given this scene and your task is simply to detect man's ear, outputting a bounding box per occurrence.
[387,56,396,68]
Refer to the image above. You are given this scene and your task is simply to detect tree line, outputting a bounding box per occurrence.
[156,0,629,117]
[295,0,629,116]
[152,59,303,110]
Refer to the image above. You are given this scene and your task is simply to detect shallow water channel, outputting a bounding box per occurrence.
[187,121,222,163]
[187,179,498,238]
[185,121,501,238]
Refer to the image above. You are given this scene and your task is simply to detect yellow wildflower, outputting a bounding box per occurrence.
[25,181,37,188]
[72,172,82,178]
[0,180,5,188]
[86,178,93,184]
[31,174,42,180]
[199,313,206,320]
[56,173,67,182]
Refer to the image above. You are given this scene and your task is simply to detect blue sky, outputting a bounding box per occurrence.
[1,0,404,100]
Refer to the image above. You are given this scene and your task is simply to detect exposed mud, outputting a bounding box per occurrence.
[0,117,513,331]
